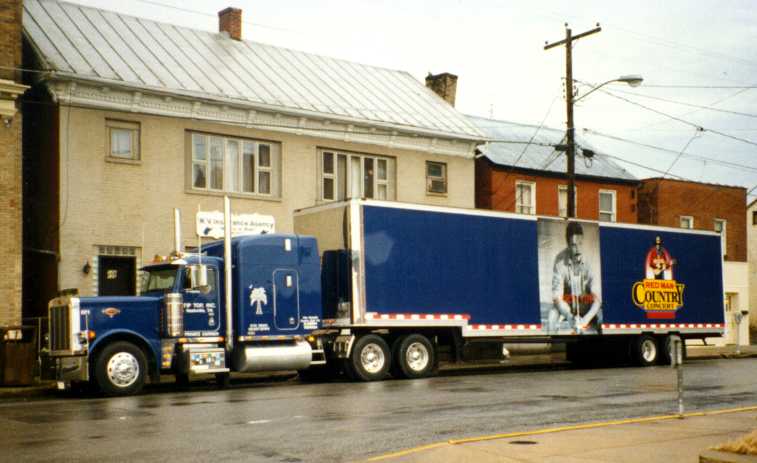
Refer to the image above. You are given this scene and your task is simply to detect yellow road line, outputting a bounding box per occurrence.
[364,404,757,461]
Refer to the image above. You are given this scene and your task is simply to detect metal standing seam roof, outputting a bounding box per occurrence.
[467,114,637,181]
[23,0,485,141]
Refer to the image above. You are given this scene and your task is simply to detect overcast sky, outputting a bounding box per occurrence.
[65,0,757,201]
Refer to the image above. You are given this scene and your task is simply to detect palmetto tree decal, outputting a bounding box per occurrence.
[249,286,268,315]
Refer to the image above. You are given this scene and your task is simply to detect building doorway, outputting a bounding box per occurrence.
[98,256,136,296]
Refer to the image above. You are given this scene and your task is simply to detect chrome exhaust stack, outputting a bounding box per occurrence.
[224,196,233,353]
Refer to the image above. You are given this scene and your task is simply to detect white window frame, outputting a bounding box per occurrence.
[107,119,140,161]
[598,189,617,222]
[558,184,577,218]
[319,149,394,202]
[714,218,727,257]
[515,180,536,215]
[680,215,694,229]
[190,132,280,198]
[426,161,448,195]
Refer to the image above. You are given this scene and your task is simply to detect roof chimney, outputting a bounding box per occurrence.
[425,72,458,107]
[219,7,242,41]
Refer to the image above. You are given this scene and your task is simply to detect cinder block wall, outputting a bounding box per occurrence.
[0,0,23,327]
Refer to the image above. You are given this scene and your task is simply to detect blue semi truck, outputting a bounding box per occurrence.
[46,199,725,395]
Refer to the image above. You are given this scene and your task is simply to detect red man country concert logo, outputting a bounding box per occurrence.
[631,236,685,319]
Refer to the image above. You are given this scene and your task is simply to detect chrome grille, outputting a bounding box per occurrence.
[49,304,70,352]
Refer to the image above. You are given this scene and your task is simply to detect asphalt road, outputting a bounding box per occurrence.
[2,358,756,463]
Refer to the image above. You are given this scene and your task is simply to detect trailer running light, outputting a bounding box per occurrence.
[307,335,315,343]
[86,330,96,340]
[178,337,189,344]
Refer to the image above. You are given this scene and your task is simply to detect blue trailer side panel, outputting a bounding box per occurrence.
[362,205,540,325]
[600,227,725,325]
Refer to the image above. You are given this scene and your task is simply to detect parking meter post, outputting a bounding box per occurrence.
[671,337,684,417]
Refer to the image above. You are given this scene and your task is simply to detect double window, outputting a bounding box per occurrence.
[320,150,394,201]
[190,133,280,197]
[598,190,617,222]
[515,181,535,215]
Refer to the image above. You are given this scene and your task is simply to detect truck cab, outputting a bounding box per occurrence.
[47,233,324,396]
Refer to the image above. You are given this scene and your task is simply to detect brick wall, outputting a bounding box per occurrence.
[638,178,747,262]
[0,0,23,327]
[476,159,638,223]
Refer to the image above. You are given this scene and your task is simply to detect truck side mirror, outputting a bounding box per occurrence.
[188,264,208,290]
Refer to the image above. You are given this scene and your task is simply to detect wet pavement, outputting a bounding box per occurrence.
[1,357,756,462]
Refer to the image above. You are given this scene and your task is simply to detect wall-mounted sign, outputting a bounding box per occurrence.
[196,211,275,239]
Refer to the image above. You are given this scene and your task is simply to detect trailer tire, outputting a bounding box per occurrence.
[634,335,659,366]
[94,341,147,396]
[215,372,230,388]
[346,334,390,381]
[392,334,435,379]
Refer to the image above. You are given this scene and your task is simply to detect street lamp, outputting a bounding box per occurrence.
[574,75,644,102]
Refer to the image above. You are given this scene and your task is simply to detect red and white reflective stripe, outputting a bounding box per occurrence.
[471,324,541,331]
[602,323,723,330]
[365,312,470,321]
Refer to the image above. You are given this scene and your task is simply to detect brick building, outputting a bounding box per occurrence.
[748,199,757,336]
[21,0,484,317]
[638,178,749,345]
[469,115,639,222]
[0,0,28,330]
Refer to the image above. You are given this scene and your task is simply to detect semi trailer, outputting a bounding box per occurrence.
[46,199,725,395]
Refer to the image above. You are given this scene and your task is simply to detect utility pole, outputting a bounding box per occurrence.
[545,24,601,219]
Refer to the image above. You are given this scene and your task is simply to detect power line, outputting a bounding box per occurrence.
[643,84,757,89]
[583,128,757,173]
[131,0,293,32]
[605,87,757,119]
[599,88,757,148]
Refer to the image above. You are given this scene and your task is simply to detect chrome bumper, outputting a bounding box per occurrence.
[50,354,89,383]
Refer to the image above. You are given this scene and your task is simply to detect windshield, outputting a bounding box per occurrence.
[140,266,179,293]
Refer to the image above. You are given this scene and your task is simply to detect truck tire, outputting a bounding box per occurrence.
[94,341,147,396]
[634,335,659,367]
[346,334,390,381]
[215,372,231,388]
[659,335,686,365]
[392,334,435,379]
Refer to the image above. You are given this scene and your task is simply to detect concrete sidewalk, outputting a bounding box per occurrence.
[366,407,757,463]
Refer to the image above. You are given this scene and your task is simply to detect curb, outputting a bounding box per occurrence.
[700,450,757,463]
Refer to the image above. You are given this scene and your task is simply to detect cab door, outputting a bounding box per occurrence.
[273,269,299,330]
[182,266,220,335]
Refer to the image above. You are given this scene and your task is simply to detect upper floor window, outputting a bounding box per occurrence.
[558,185,577,217]
[107,120,140,161]
[714,218,727,257]
[515,181,535,215]
[598,190,616,222]
[190,132,280,197]
[680,215,694,229]
[320,149,394,201]
[752,210,757,225]
[426,161,447,195]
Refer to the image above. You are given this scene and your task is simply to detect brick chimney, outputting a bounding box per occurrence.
[218,7,242,40]
[425,72,458,107]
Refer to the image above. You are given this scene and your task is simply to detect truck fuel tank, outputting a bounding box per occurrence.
[233,340,312,372]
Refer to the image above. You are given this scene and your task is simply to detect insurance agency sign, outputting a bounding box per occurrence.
[196,211,275,238]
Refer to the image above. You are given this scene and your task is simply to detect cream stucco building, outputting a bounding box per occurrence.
[22,0,485,317]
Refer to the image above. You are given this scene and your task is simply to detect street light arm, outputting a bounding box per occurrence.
[574,75,644,103]
[574,79,618,103]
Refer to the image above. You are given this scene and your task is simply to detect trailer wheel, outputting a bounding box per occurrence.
[346,334,390,381]
[634,335,659,367]
[392,334,435,379]
[94,341,147,396]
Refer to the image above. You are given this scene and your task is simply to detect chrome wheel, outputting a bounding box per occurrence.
[107,352,140,388]
[360,343,386,374]
[405,342,430,372]
[641,338,657,363]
